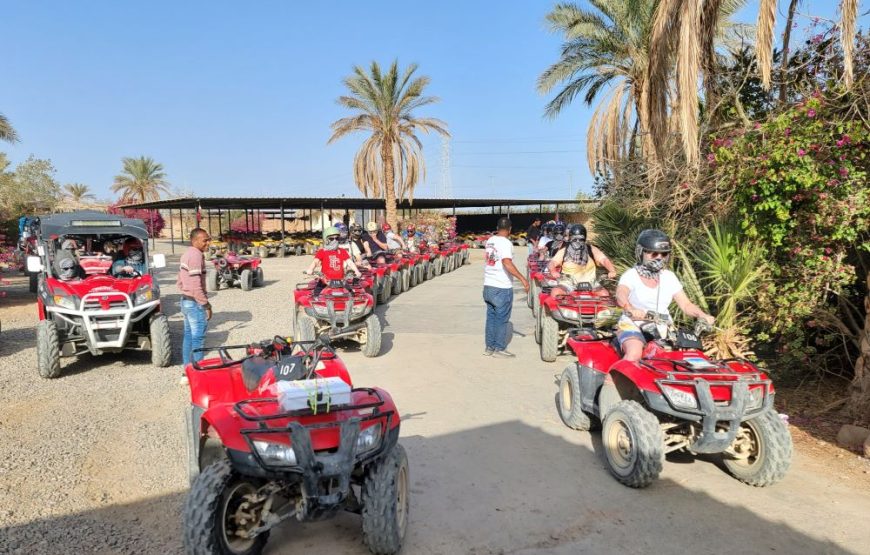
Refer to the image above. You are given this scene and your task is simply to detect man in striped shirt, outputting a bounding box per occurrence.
[177,228,212,381]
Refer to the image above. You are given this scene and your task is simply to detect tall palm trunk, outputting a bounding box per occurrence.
[849,273,870,417]
[778,0,800,103]
[382,141,398,228]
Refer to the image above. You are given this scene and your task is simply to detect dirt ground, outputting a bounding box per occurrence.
[1,246,869,555]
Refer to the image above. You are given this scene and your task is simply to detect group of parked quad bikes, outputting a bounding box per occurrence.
[17,211,468,555]
[208,230,325,260]
[527,221,793,490]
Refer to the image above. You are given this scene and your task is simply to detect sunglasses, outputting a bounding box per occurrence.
[326,235,339,241]
[644,251,668,258]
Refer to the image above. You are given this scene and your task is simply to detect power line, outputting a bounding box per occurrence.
[453,149,583,155]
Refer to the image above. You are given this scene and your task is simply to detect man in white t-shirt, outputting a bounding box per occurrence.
[483,217,530,358]
[615,229,715,361]
[383,222,406,251]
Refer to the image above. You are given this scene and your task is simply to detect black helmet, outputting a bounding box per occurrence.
[568,224,587,242]
[542,222,554,235]
[552,222,566,238]
[635,229,671,263]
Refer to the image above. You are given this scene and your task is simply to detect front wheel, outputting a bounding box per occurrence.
[362,444,410,555]
[182,459,269,555]
[379,276,391,304]
[150,314,172,367]
[296,314,317,342]
[723,409,793,487]
[540,309,559,362]
[253,267,264,287]
[362,314,382,358]
[433,258,442,276]
[402,268,411,292]
[601,400,664,488]
[37,319,62,379]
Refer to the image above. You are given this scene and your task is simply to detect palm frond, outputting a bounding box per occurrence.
[0,112,19,143]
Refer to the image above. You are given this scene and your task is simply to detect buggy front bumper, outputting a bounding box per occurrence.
[47,293,160,353]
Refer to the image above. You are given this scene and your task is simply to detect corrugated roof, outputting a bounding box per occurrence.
[119,196,592,211]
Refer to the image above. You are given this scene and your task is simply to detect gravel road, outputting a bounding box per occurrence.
[1,247,868,555]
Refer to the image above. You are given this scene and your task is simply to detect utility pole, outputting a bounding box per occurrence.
[439,136,452,199]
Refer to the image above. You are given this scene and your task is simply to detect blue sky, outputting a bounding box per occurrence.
[2,1,862,202]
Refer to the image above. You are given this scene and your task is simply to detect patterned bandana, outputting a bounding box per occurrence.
[635,257,665,279]
[565,241,589,266]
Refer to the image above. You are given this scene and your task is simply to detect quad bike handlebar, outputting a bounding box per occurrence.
[190,333,336,372]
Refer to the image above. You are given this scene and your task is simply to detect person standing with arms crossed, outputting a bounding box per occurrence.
[483,217,529,358]
[178,228,212,384]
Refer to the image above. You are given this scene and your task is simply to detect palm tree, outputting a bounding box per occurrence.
[64,183,95,203]
[538,1,658,175]
[112,156,170,203]
[0,112,18,143]
[646,0,860,166]
[328,60,449,228]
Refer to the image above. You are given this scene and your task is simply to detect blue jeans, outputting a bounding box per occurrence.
[181,298,209,366]
[483,285,513,351]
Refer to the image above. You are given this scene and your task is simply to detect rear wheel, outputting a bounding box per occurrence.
[253,267,264,287]
[150,314,172,367]
[182,459,269,555]
[433,258,442,276]
[557,365,597,430]
[409,265,418,288]
[425,262,433,281]
[601,400,664,488]
[206,270,219,292]
[527,279,536,308]
[723,409,793,487]
[240,269,253,291]
[402,268,411,292]
[362,444,409,555]
[362,314,382,358]
[540,309,559,362]
[37,319,62,379]
[296,314,317,342]
[534,303,542,344]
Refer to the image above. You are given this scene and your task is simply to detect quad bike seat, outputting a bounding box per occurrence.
[241,354,305,392]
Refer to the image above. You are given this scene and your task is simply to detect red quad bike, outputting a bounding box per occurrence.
[293,274,382,357]
[556,315,793,488]
[378,252,408,297]
[183,334,408,555]
[416,242,436,281]
[527,261,555,322]
[399,251,425,290]
[28,211,171,378]
[537,280,621,363]
[207,252,265,292]
[364,259,393,305]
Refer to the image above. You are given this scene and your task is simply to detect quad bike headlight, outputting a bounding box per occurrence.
[134,285,154,305]
[661,385,698,410]
[594,308,620,329]
[355,423,382,455]
[351,303,369,317]
[558,307,580,321]
[252,440,297,466]
[746,386,765,411]
[52,294,79,310]
[313,305,330,317]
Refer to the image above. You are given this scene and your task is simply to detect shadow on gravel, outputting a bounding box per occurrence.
[0,324,35,358]
[0,421,856,554]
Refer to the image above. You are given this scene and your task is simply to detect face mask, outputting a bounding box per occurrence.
[128,250,143,263]
[325,239,339,250]
[570,238,585,248]
[642,257,665,273]
[554,233,564,241]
